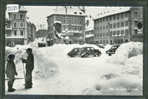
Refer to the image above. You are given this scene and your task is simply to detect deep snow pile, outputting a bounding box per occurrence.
[107,42,143,65]
[94,42,143,95]
[33,43,104,79]
[5,42,143,95]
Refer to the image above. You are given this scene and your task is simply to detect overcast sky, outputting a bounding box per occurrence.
[6,6,130,30]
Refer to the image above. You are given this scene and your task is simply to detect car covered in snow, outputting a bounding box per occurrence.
[67,47,101,58]
[106,45,120,56]
[96,44,105,49]
[80,47,101,58]
[67,48,82,57]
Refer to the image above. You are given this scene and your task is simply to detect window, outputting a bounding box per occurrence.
[125,29,129,35]
[14,14,16,19]
[113,31,116,35]
[117,15,119,20]
[106,25,108,29]
[110,31,112,36]
[110,24,112,28]
[14,30,17,35]
[20,22,23,27]
[20,14,23,19]
[20,30,24,36]
[106,17,108,21]
[117,31,120,36]
[110,16,113,21]
[134,11,138,17]
[125,13,129,17]
[125,21,128,26]
[113,23,116,28]
[121,30,124,35]
[110,40,113,44]
[14,23,16,28]
[121,22,124,27]
[117,23,120,28]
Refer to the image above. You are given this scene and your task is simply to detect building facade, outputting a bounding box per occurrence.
[94,7,143,45]
[27,22,36,43]
[35,29,48,38]
[5,7,36,45]
[85,29,94,44]
[6,8,28,45]
[47,13,86,43]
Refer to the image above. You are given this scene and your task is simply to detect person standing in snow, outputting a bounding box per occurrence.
[22,48,34,89]
[6,54,18,92]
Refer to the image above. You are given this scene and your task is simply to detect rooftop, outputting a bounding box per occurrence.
[47,6,87,18]
[94,7,130,20]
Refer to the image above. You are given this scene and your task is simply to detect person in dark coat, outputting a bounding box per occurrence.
[22,48,34,89]
[6,54,17,92]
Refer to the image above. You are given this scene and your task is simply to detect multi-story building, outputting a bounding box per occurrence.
[85,29,94,44]
[35,29,48,38]
[5,6,36,46]
[94,7,143,44]
[27,22,36,43]
[6,7,28,45]
[47,8,86,43]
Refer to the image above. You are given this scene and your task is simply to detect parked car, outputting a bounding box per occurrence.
[80,47,101,58]
[67,48,81,57]
[67,47,101,58]
[38,42,46,47]
[96,44,105,49]
[106,45,120,56]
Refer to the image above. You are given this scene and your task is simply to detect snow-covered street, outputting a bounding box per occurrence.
[5,42,143,95]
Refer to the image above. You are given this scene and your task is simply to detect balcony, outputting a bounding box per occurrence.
[5,26,12,30]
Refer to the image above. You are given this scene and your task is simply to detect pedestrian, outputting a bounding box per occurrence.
[22,48,34,89]
[6,54,17,92]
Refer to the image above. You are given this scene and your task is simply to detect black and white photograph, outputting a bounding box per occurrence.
[5,5,143,95]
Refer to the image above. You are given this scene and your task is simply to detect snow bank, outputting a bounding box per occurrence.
[33,48,59,79]
[123,55,143,78]
[107,42,143,65]
[5,43,142,95]
[95,74,142,95]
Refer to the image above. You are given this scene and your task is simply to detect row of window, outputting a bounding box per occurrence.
[110,29,129,36]
[12,14,25,20]
[95,12,129,23]
[13,22,24,28]
[95,20,129,30]
[95,29,129,37]
[55,16,85,25]
[96,33,109,37]
[97,39,129,44]
[62,25,84,31]
[13,30,24,36]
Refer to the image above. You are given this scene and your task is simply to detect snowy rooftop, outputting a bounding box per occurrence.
[94,7,130,20]
[85,34,94,38]
[47,6,87,17]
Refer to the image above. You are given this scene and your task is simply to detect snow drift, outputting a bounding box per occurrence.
[5,42,143,95]
[107,42,143,65]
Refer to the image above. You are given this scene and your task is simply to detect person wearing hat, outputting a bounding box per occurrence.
[6,54,17,92]
[22,48,34,89]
